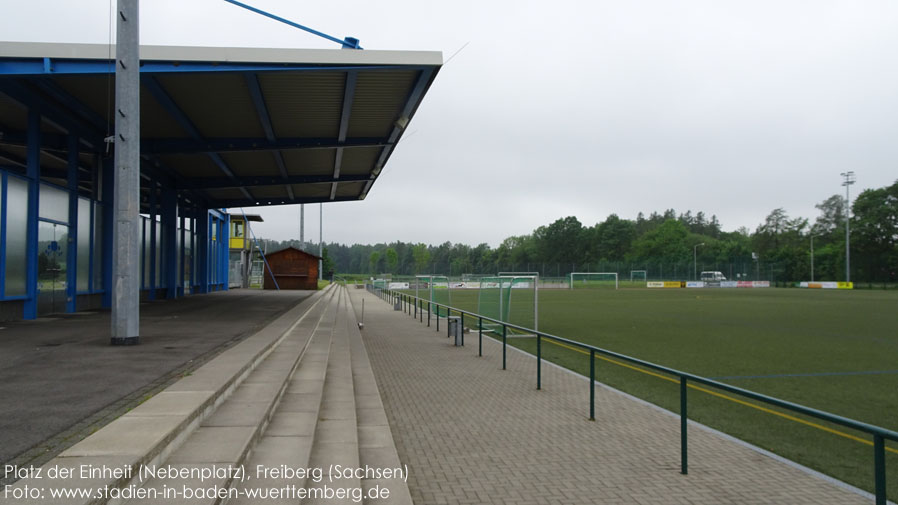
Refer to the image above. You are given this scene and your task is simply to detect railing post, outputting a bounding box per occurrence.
[874,434,885,505]
[447,308,451,338]
[502,325,507,370]
[537,335,542,390]
[680,376,688,475]
[428,302,431,327]
[478,317,483,357]
[436,307,440,332]
[414,298,417,318]
[459,313,465,346]
[589,349,595,420]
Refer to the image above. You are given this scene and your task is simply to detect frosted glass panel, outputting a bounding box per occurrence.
[77,198,91,291]
[39,184,69,223]
[5,177,29,296]
[142,218,150,288]
[93,202,103,290]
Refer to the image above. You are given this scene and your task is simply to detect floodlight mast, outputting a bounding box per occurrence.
[810,235,814,282]
[841,171,855,283]
[693,243,705,281]
[111,0,141,345]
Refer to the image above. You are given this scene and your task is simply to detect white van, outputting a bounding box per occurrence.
[700,271,727,282]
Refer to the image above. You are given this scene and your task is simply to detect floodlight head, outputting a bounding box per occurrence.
[841,171,856,186]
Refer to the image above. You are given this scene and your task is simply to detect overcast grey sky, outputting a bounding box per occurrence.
[2,0,896,247]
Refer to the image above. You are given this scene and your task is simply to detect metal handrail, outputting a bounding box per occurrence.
[367,284,896,504]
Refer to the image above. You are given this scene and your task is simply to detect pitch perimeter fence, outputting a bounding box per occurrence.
[368,284,897,505]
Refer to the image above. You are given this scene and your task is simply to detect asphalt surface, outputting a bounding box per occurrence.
[0,289,312,479]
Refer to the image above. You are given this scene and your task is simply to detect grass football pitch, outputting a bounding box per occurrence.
[431,287,898,497]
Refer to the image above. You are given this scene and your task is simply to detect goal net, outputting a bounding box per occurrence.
[570,272,619,290]
[416,275,451,318]
[477,276,538,335]
[630,270,647,283]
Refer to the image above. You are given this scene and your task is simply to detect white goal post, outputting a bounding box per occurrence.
[569,272,619,290]
[630,270,647,282]
[498,271,540,278]
[478,275,538,334]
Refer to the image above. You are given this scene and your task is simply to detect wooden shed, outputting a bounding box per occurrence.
[262,247,321,290]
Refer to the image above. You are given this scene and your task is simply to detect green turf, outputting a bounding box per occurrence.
[434,287,898,497]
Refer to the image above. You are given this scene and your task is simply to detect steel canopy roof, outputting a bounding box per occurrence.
[0,41,442,209]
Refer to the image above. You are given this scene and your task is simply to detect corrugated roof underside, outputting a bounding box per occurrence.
[0,98,26,131]
[292,183,331,199]
[222,151,280,177]
[282,149,335,176]
[348,70,417,138]
[203,187,246,200]
[53,75,192,138]
[248,185,289,199]
[53,75,111,128]
[160,154,224,178]
[262,72,344,138]
[340,147,380,175]
[335,181,365,198]
[157,73,264,138]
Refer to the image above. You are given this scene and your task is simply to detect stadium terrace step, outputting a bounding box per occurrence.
[228,286,412,505]
[346,291,413,505]
[0,286,333,505]
[303,287,362,505]
[121,287,339,504]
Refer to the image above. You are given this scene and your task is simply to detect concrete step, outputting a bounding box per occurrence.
[303,287,361,505]
[0,286,334,505]
[120,286,341,504]
[223,285,410,505]
[345,289,413,505]
[226,292,336,505]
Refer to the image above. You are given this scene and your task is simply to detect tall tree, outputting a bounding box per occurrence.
[631,219,690,262]
[851,181,898,281]
[811,194,846,239]
[593,214,636,261]
[384,247,399,273]
[411,243,431,274]
[368,251,381,274]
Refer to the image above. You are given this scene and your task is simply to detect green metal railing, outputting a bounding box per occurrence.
[368,284,897,504]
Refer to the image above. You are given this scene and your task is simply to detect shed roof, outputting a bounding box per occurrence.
[267,246,321,260]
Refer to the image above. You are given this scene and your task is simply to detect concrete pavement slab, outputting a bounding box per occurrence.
[0,289,314,473]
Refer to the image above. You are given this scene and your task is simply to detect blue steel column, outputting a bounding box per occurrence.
[195,209,209,294]
[162,188,177,299]
[66,135,79,313]
[110,0,141,345]
[189,212,196,291]
[148,185,157,300]
[101,155,113,308]
[222,213,230,291]
[23,109,40,320]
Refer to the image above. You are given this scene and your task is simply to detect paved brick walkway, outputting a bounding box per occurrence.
[349,288,871,505]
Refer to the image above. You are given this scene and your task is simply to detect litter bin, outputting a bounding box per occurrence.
[394,300,401,311]
[448,316,462,346]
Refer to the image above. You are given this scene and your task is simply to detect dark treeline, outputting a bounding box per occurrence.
[265,180,897,283]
